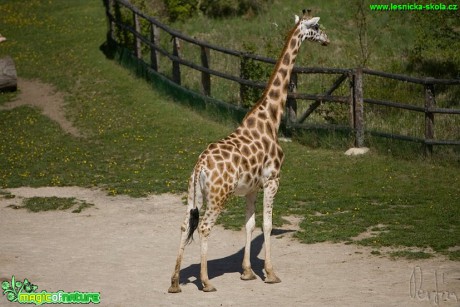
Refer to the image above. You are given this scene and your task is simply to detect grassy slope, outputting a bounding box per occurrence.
[0,0,458,260]
[169,0,459,146]
[170,0,413,70]
[0,0,227,194]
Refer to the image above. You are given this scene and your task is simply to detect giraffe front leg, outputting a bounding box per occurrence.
[241,191,257,281]
[263,179,281,284]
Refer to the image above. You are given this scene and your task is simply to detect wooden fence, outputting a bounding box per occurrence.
[103,0,460,154]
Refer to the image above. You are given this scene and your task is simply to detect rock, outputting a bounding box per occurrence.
[344,147,370,156]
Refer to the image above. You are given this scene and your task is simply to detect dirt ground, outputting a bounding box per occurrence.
[0,186,459,307]
[1,79,459,306]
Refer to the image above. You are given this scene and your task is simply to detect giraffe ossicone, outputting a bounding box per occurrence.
[168,9,328,293]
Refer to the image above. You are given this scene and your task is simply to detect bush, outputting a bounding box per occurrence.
[201,0,271,18]
[164,0,198,22]
[163,0,272,21]
[407,0,460,79]
[110,0,160,57]
[239,43,271,107]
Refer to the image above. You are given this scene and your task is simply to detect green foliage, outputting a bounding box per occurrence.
[239,43,271,107]
[408,0,460,79]
[164,0,198,22]
[201,0,270,18]
[163,0,272,21]
[111,2,135,49]
[405,1,460,110]
[201,0,239,18]
[110,0,157,53]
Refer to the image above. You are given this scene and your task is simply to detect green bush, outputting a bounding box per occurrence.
[201,0,239,17]
[201,0,271,18]
[164,0,198,22]
[109,0,160,58]
[407,0,460,79]
[239,43,271,107]
[163,0,272,21]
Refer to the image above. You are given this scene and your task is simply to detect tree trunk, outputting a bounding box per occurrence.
[0,56,17,92]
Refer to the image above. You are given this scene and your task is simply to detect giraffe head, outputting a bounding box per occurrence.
[295,9,329,46]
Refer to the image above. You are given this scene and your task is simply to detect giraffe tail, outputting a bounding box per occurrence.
[185,166,202,245]
[185,207,199,245]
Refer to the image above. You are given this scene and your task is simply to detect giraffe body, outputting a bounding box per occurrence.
[168,10,329,293]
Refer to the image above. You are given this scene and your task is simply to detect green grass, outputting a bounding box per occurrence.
[169,0,414,70]
[0,190,15,199]
[15,197,94,213]
[448,250,460,261]
[0,0,459,260]
[164,0,460,150]
[116,0,460,154]
[220,147,460,258]
[389,250,433,260]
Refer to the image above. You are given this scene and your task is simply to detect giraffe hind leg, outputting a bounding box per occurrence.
[241,191,257,281]
[168,211,190,293]
[169,207,200,293]
[169,172,204,293]
[262,178,281,284]
[199,197,226,292]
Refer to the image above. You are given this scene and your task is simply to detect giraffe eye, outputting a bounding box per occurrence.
[312,24,319,31]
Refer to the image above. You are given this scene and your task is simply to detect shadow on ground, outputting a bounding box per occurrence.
[178,229,294,290]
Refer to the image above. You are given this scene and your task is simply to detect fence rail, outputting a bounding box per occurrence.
[103,0,460,154]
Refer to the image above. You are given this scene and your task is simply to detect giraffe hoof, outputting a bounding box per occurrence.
[264,275,281,284]
[241,271,257,281]
[168,286,182,293]
[202,285,217,292]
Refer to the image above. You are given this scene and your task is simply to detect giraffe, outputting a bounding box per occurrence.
[168,9,329,293]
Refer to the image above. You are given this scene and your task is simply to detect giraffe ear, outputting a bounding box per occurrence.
[294,15,300,24]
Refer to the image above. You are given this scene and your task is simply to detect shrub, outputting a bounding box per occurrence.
[407,0,460,79]
[162,0,272,21]
[164,0,198,22]
[239,43,271,107]
[201,0,271,18]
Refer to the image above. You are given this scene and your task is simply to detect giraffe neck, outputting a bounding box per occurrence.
[243,23,303,135]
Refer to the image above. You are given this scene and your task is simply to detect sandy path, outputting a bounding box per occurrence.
[0,187,459,306]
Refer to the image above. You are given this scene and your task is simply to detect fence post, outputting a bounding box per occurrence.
[104,0,114,41]
[150,24,160,71]
[352,68,365,147]
[200,46,211,96]
[133,12,142,59]
[172,37,181,85]
[424,79,435,155]
[348,71,354,129]
[286,72,298,125]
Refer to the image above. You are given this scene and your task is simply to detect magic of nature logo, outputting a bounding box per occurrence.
[2,276,100,305]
